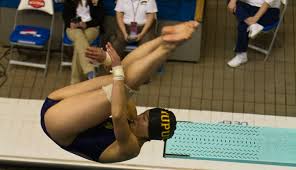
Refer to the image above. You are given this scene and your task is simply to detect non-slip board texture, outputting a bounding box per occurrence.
[164,122,296,167]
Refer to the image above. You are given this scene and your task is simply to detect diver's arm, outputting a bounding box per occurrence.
[111,78,131,143]
[107,43,135,145]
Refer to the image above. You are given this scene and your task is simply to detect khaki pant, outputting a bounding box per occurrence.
[112,23,156,58]
[66,27,99,84]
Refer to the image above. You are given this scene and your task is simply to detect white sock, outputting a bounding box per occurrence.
[241,52,247,58]
[237,52,247,58]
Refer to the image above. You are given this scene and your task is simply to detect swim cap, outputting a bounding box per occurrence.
[148,108,176,141]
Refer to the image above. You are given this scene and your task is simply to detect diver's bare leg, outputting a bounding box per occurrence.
[123,21,199,89]
[48,35,163,101]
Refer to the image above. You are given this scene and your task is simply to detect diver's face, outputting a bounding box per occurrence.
[134,110,149,139]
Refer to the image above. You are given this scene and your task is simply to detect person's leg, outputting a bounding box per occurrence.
[67,28,95,79]
[45,22,197,146]
[45,38,168,146]
[228,2,253,67]
[84,27,100,43]
[52,36,168,100]
[123,37,175,90]
[48,74,112,101]
[84,27,100,79]
[234,21,249,53]
[50,31,167,101]
[235,1,253,23]
[67,29,84,83]
[70,48,83,84]
[234,1,257,53]
[117,21,198,89]
[45,39,170,146]
[45,89,111,146]
[257,8,280,26]
[227,20,249,67]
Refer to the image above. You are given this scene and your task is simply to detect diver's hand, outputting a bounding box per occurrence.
[106,42,122,67]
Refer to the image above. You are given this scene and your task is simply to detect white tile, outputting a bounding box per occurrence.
[173,109,189,121]
[190,110,211,123]
[263,115,277,128]
[232,112,244,122]
[219,111,234,123]
[283,117,296,129]
[0,103,14,117]
[153,155,203,169]
[210,111,222,123]
[18,98,30,105]
[0,97,16,104]
[274,115,289,128]
[242,113,255,126]
[254,114,267,127]
[0,97,13,104]
[188,109,201,122]
[272,115,296,129]
[211,111,234,124]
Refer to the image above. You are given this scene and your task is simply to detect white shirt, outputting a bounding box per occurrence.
[115,0,158,25]
[76,0,92,22]
[240,0,281,8]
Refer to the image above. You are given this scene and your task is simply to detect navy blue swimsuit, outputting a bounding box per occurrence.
[40,97,116,161]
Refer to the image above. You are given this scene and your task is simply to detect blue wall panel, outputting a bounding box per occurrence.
[0,0,196,21]
[103,0,116,16]
[0,0,19,8]
[156,0,196,21]
[0,0,64,11]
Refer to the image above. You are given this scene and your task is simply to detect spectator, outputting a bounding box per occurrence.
[63,0,104,84]
[113,0,157,58]
[227,0,280,67]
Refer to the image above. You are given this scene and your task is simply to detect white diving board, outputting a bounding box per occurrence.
[0,97,296,170]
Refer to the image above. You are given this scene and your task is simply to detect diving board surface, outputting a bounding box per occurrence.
[165,122,296,167]
[2,97,296,170]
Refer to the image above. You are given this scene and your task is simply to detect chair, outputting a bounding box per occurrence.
[124,41,138,52]
[60,28,101,71]
[9,0,54,76]
[248,0,288,61]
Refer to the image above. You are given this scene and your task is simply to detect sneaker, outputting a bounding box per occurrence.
[143,79,152,85]
[157,65,165,76]
[87,71,96,80]
[227,53,248,68]
[248,23,264,39]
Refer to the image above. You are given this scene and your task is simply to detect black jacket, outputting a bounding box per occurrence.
[63,0,104,30]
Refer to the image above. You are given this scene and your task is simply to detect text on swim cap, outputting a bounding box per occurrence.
[161,111,170,139]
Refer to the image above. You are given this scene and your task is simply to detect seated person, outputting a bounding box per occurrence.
[40,21,199,163]
[227,0,280,67]
[63,0,104,84]
[112,0,158,58]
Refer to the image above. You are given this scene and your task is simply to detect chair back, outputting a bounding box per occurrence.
[263,0,287,32]
[14,0,55,33]
[17,0,54,15]
[279,0,288,26]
